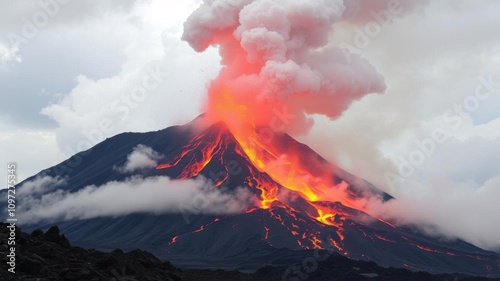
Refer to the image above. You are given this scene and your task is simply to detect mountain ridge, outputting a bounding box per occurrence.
[4,117,500,277]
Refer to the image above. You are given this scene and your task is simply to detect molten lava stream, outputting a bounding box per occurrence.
[256,148,344,230]
[168,218,220,245]
[230,128,361,230]
[237,135,324,202]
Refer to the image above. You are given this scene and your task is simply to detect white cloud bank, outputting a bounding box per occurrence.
[368,174,500,251]
[17,175,256,224]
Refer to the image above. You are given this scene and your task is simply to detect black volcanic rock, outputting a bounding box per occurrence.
[257,253,500,281]
[3,117,500,278]
[43,226,71,248]
[0,222,281,281]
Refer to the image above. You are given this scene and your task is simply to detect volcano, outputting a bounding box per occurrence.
[10,116,500,278]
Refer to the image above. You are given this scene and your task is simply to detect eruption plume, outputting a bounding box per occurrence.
[182,0,386,135]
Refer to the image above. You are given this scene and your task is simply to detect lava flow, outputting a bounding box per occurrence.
[157,115,365,225]
[155,112,393,255]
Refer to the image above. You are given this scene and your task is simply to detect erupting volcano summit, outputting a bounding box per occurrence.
[6,0,500,279]
[14,116,500,277]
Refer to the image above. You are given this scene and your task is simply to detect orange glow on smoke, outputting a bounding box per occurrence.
[169,218,220,245]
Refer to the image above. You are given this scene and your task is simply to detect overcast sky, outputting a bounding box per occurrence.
[1,0,500,250]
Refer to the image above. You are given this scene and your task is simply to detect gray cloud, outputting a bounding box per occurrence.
[0,0,144,127]
[0,0,142,31]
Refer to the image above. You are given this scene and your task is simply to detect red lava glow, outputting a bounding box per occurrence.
[156,109,379,254]
[169,218,220,245]
[264,226,270,240]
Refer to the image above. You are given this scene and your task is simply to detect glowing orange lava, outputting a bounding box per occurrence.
[169,218,220,245]
[202,89,371,229]
[157,89,391,253]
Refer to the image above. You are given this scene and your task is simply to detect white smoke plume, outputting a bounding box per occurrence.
[182,0,387,135]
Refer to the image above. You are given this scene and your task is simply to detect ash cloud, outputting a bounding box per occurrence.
[364,136,500,251]
[17,176,256,224]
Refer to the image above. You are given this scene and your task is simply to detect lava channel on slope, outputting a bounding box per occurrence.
[155,118,393,254]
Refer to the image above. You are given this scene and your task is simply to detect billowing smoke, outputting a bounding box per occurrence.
[182,0,386,135]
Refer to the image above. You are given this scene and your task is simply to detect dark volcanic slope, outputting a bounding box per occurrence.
[0,222,279,281]
[1,223,498,281]
[5,118,500,278]
[17,121,196,193]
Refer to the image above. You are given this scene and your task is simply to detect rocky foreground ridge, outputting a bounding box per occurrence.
[0,222,498,281]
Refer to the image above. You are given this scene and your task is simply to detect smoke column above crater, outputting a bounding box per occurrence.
[182,0,386,135]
